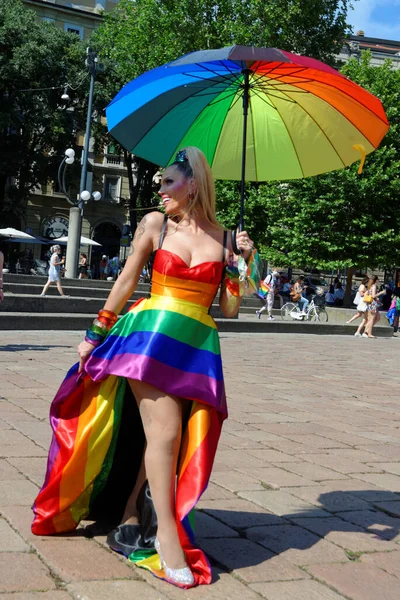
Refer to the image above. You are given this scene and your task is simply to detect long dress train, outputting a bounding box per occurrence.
[31,247,228,588]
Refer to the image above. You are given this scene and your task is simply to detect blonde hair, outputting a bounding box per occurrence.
[171,146,219,227]
[51,245,61,253]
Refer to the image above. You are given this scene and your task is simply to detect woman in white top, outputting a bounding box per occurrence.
[346,277,369,336]
[40,245,66,297]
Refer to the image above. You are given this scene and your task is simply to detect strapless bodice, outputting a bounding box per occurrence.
[150,249,224,311]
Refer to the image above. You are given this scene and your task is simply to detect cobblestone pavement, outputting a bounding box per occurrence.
[1,331,400,600]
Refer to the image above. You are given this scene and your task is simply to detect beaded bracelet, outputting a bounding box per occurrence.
[85,309,118,347]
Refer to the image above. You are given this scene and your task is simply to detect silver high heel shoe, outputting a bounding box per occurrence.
[154,537,194,586]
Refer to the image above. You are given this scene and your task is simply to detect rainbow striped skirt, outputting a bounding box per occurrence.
[32,249,228,587]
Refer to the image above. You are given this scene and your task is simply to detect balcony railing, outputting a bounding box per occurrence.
[104,154,124,167]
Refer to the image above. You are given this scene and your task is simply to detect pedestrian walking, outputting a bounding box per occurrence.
[347,277,369,336]
[363,275,386,338]
[40,245,66,297]
[256,270,280,320]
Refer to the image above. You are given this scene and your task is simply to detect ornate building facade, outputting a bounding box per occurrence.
[22,0,131,270]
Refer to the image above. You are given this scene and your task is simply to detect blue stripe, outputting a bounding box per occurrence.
[106,71,235,131]
[107,60,241,107]
[94,330,223,381]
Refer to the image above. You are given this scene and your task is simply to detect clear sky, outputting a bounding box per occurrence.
[348,0,400,41]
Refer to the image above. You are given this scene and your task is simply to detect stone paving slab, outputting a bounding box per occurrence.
[0,330,399,599]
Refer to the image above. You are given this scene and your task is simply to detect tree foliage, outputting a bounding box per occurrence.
[0,0,87,226]
[246,53,400,271]
[91,0,354,228]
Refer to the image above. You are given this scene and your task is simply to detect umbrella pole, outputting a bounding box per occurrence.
[239,69,250,232]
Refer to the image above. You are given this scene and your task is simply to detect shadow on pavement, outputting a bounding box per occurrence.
[196,490,400,570]
[0,344,68,352]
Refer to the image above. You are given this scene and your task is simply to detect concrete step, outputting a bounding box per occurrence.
[0,294,231,319]
[3,273,149,292]
[0,311,393,336]
[2,281,259,307]
[241,305,391,326]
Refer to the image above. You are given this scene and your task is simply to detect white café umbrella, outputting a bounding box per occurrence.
[0,227,37,240]
[56,235,102,247]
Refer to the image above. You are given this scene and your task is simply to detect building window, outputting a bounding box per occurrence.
[104,176,120,202]
[64,23,84,40]
[43,17,55,24]
[105,142,122,165]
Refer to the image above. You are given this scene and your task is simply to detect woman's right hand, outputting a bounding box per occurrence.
[78,340,96,373]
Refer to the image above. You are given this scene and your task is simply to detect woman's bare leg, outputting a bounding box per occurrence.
[40,280,52,295]
[365,311,376,337]
[347,311,361,324]
[129,379,190,569]
[56,280,65,296]
[356,315,367,335]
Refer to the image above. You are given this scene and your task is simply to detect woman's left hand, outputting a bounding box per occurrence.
[235,230,254,260]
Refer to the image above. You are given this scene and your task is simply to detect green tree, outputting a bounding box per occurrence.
[0,0,86,226]
[92,0,354,229]
[252,53,400,273]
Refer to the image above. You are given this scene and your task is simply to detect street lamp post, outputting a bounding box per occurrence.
[65,47,100,279]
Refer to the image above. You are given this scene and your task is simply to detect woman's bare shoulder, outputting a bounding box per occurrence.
[135,211,165,238]
[142,211,165,226]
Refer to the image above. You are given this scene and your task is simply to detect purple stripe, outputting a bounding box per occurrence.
[86,353,227,415]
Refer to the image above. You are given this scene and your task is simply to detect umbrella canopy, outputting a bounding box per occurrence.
[56,235,102,247]
[0,227,37,240]
[107,45,389,229]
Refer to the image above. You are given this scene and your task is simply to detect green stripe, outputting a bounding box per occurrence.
[113,309,220,354]
[173,81,240,167]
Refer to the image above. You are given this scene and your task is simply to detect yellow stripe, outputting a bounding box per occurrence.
[151,281,213,306]
[134,294,217,327]
[68,377,118,523]
[178,403,211,481]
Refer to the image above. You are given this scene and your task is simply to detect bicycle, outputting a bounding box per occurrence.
[281,294,328,322]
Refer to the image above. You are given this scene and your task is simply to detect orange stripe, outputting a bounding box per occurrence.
[178,403,211,480]
[152,268,217,294]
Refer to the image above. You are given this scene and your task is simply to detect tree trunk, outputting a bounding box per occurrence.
[125,151,138,233]
[125,152,158,233]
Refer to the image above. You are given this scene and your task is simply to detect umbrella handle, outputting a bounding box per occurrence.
[231,229,240,255]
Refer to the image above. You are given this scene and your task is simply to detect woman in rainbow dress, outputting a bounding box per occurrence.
[31,147,255,588]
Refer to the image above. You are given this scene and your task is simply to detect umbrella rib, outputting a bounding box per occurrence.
[208,90,241,171]
[258,90,305,177]
[255,79,314,92]
[275,88,348,171]
[250,88,280,109]
[227,88,244,112]
[184,63,240,85]
[275,77,386,148]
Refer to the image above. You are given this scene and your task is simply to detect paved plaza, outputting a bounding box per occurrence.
[1,330,400,600]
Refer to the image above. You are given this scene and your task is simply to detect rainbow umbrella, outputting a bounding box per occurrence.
[106,45,389,229]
